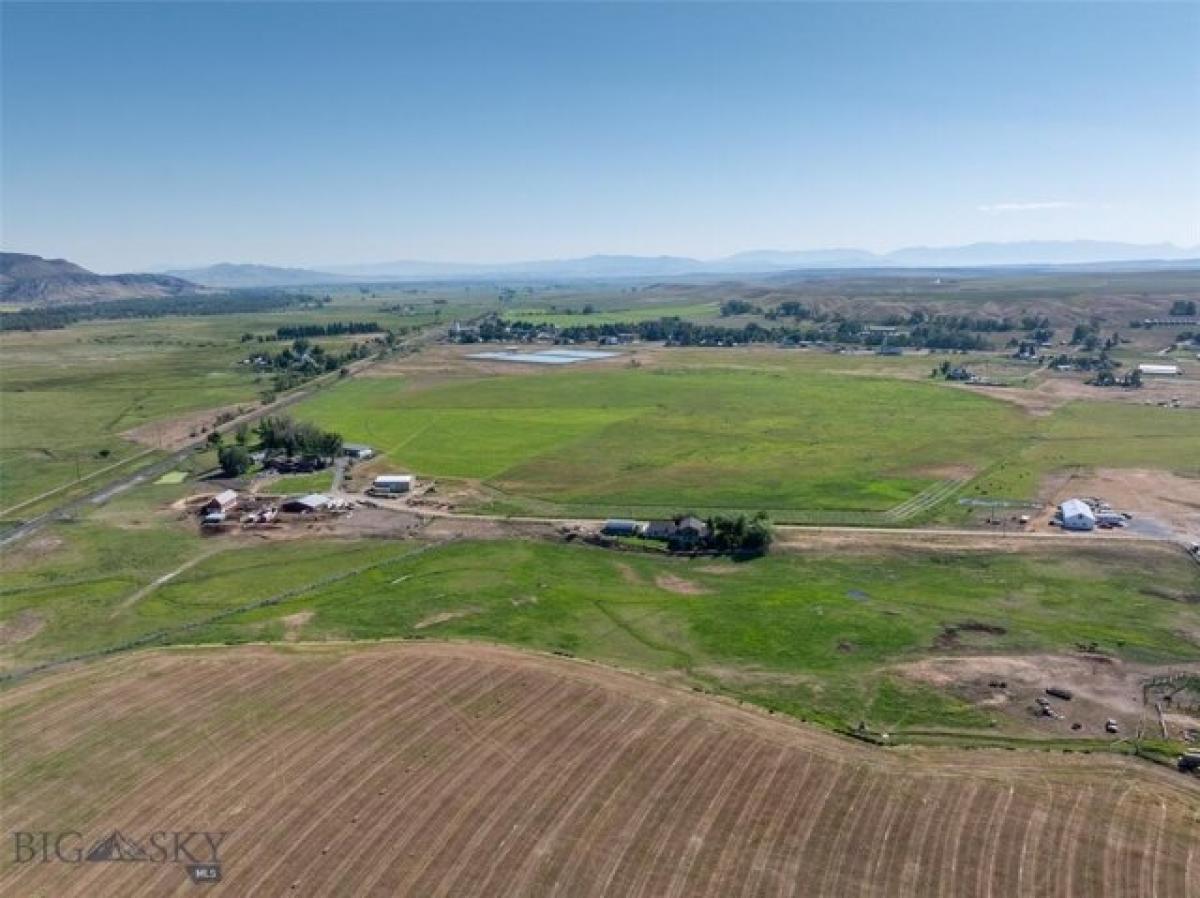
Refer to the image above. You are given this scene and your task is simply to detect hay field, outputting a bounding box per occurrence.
[1,643,1196,897]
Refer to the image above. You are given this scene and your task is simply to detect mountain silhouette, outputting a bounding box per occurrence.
[85,830,150,862]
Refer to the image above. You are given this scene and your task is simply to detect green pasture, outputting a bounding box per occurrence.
[292,353,1199,519]
[957,400,1200,511]
[293,366,1031,517]
[272,468,335,494]
[0,296,455,513]
[5,530,1197,735]
[0,323,262,511]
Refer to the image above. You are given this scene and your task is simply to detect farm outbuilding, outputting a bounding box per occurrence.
[602,519,644,537]
[1137,363,1182,376]
[373,474,413,495]
[281,493,331,513]
[343,443,375,460]
[1059,498,1096,531]
[203,489,238,514]
[644,520,678,540]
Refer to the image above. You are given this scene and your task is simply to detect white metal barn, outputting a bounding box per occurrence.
[373,474,413,495]
[1136,363,1182,376]
[1059,498,1096,531]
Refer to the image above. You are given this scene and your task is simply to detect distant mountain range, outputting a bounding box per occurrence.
[9,241,1198,298]
[0,253,199,305]
[161,262,355,288]
[193,240,1196,284]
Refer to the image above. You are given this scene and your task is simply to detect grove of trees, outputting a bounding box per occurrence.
[255,415,344,462]
[218,445,252,477]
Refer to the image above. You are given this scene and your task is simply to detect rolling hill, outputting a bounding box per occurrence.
[0,253,199,305]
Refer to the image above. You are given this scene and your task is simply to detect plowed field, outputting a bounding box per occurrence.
[2,643,1197,897]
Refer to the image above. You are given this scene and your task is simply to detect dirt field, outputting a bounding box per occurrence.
[957,369,1200,415]
[1,643,1197,897]
[896,653,1200,739]
[1034,468,1200,541]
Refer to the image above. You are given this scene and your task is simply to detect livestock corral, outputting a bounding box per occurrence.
[1,643,1197,898]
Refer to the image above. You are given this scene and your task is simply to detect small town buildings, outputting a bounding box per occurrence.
[281,493,331,513]
[343,443,375,460]
[1137,363,1182,376]
[1059,498,1096,531]
[203,489,238,515]
[372,474,413,495]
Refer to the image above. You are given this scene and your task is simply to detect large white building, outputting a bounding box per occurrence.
[1137,363,1182,376]
[373,474,413,495]
[1059,498,1096,531]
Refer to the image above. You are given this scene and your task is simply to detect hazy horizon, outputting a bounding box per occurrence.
[3,2,1198,272]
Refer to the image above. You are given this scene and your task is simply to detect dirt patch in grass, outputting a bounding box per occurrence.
[932,621,1007,650]
[896,652,1200,739]
[696,564,740,575]
[946,381,1063,416]
[615,562,644,586]
[0,610,44,646]
[281,611,314,642]
[1141,586,1200,605]
[122,403,246,450]
[12,532,65,563]
[654,573,711,595]
[414,609,477,630]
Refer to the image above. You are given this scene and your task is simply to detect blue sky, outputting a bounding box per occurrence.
[3,2,1197,272]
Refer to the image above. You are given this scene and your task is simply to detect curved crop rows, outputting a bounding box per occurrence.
[1,643,1197,897]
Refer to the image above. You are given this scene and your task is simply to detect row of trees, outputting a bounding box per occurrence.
[478,315,994,351]
[261,322,384,340]
[0,290,317,332]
